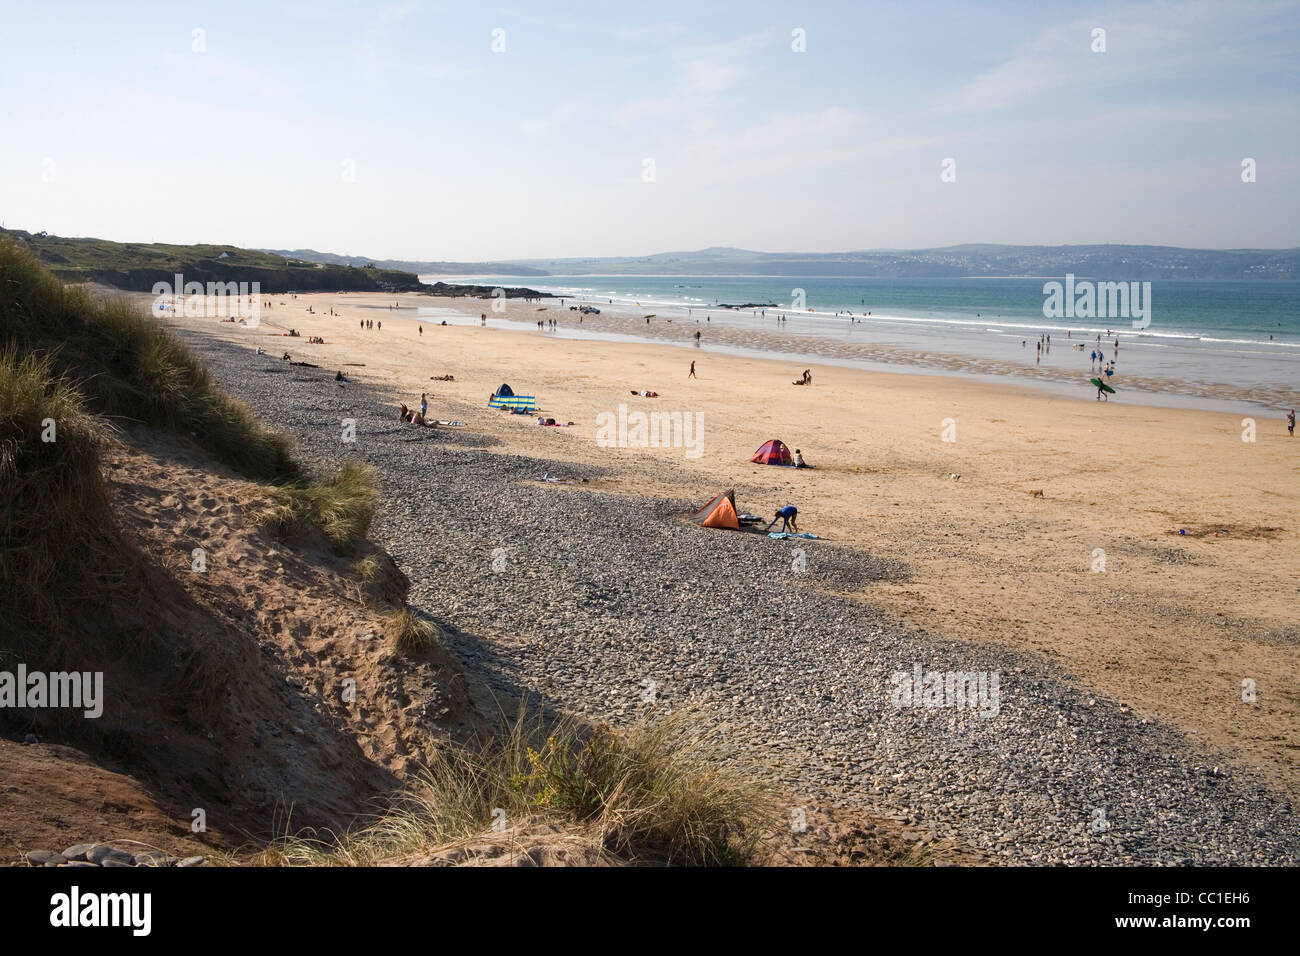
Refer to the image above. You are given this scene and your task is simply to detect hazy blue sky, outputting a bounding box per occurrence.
[2,0,1297,259]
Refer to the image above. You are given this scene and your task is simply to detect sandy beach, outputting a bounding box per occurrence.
[156,288,1300,798]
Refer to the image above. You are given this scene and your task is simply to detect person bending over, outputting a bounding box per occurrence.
[765,505,799,534]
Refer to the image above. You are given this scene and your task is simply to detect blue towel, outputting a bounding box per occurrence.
[768,532,820,540]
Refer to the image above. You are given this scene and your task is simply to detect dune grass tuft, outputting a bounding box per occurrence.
[267,460,378,555]
[261,706,778,866]
[385,607,441,655]
[0,346,123,657]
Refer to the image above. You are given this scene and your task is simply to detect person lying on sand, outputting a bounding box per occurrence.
[630,389,660,397]
[431,374,455,381]
[764,506,799,534]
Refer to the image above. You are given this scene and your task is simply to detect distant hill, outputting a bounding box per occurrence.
[13,229,1298,283]
[496,244,1300,280]
[2,229,429,293]
[260,248,549,277]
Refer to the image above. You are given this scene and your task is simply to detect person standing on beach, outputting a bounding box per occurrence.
[1288,409,1295,436]
[378,321,382,331]
[689,360,696,379]
[420,393,428,420]
[419,325,423,336]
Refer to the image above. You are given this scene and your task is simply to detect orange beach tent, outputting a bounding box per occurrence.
[691,489,740,530]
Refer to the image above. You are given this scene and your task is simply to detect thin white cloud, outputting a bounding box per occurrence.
[940,0,1292,115]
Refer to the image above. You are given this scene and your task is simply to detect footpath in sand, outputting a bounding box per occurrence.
[157,289,1299,804]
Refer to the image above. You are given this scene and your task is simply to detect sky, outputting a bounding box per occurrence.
[1,0,1297,260]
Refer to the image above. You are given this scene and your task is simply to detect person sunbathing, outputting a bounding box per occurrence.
[630,389,660,397]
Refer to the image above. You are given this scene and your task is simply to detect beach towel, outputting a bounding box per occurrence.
[768,532,821,540]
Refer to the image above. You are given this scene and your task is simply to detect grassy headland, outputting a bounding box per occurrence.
[1,227,427,293]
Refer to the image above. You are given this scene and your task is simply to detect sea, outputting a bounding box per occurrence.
[418,274,1300,414]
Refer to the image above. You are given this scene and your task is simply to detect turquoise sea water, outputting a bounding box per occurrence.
[423,274,1300,409]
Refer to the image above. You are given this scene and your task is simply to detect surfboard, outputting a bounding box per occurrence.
[1090,377,1116,394]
